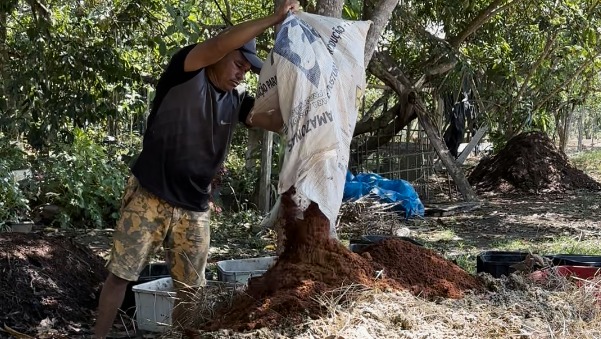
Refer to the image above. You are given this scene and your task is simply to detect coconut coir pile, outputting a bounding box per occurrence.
[0,233,107,337]
[201,190,482,331]
[469,131,601,193]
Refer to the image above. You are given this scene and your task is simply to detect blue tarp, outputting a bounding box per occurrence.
[343,171,425,218]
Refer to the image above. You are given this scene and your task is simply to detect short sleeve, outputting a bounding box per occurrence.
[238,94,255,127]
[148,44,201,125]
[161,44,202,85]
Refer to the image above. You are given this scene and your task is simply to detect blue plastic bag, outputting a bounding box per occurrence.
[343,170,425,218]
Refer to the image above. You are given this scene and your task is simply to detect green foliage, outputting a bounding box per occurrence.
[0,162,31,230]
[0,137,30,171]
[221,128,260,210]
[571,149,601,174]
[211,209,268,251]
[2,0,601,228]
[0,137,32,229]
[25,128,130,229]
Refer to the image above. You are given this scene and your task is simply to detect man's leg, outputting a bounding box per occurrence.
[94,176,168,338]
[93,273,130,338]
[165,208,211,331]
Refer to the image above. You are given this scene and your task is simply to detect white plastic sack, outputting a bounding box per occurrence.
[252,12,371,224]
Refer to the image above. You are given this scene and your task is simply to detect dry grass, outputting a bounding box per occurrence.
[158,281,242,339]
[292,272,601,339]
[532,268,601,337]
[337,199,413,239]
[153,270,601,339]
[307,284,373,337]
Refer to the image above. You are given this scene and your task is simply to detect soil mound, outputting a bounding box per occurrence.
[0,233,107,336]
[365,239,482,299]
[469,131,601,193]
[201,191,482,331]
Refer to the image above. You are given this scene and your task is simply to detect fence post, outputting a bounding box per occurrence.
[258,131,273,213]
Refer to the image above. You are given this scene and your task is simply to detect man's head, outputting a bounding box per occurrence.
[207,38,263,92]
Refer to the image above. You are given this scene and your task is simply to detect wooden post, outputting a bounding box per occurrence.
[258,0,287,214]
[258,131,273,213]
[246,129,261,171]
[414,98,479,202]
[456,125,489,165]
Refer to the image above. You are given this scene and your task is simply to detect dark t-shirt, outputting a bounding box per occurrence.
[132,44,254,212]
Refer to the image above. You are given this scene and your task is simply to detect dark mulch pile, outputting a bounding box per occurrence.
[469,131,601,193]
[0,233,107,338]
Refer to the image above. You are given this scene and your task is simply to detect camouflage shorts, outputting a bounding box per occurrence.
[107,176,210,289]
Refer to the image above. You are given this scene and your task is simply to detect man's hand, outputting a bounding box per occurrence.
[274,0,300,22]
[184,0,300,72]
[246,108,284,134]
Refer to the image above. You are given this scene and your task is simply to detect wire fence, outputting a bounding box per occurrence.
[349,118,462,204]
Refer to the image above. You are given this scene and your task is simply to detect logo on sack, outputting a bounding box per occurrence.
[355,86,363,109]
[326,25,347,55]
[273,17,322,87]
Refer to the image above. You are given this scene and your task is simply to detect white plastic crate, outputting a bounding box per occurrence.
[132,277,243,333]
[216,256,277,284]
[132,277,175,333]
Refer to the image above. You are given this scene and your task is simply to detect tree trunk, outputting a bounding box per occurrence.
[315,0,344,18]
[577,107,583,152]
[592,118,596,147]
[558,104,575,154]
[363,0,398,68]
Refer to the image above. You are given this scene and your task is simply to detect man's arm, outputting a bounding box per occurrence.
[246,108,284,134]
[184,0,299,72]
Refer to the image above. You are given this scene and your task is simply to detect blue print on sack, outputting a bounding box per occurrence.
[273,16,321,87]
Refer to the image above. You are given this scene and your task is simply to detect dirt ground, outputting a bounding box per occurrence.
[81,187,601,337]
[2,139,600,338]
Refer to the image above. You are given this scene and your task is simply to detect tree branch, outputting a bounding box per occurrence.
[449,0,510,48]
[213,0,233,26]
[509,30,559,114]
[351,95,416,166]
[533,51,601,113]
[354,102,400,136]
[413,97,479,201]
[358,90,391,121]
[368,51,412,93]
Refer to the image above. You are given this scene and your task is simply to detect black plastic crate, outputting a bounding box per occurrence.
[549,254,601,267]
[476,251,529,278]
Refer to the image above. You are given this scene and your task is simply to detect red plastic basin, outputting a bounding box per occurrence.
[530,266,601,302]
[530,265,601,283]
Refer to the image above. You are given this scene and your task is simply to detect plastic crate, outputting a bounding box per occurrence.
[216,256,277,284]
[132,277,176,332]
[121,262,170,316]
[549,254,601,267]
[132,278,240,332]
[476,251,529,278]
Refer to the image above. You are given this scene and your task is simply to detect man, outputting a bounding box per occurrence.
[93,1,300,337]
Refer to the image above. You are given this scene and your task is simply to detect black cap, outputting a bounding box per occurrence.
[238,38,263,74]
